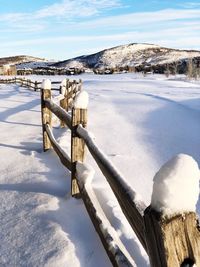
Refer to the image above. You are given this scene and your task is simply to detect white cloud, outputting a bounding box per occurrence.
[179,2,200,8]
[1,3,200,58]
[2,24,200,50]
[36,0,121,18]
[71,8,200,29]
[0,0,121,22]
[1,5,200,34]
[0,0,121,32]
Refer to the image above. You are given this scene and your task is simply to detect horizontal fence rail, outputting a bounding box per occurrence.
[76,125,147,250]
[76,162,137,267]
[0,77,82,92]
[45,124,72,171]
[44,99,72,129]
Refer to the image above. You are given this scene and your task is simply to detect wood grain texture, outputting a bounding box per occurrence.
[41,88,52,151]
[144,207,200,267]
[71,108,87,197]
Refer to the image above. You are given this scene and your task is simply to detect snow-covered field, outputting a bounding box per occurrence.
[0,73,200,266]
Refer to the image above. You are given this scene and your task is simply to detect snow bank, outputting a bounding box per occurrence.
[151,154,200,215]
[42,79,51,90]
[76,162,137,267]
[73,91,89,109]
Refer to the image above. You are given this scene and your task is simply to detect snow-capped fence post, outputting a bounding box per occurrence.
[143,154,200,267]
[41,79,52,152]
[71,91,88,197]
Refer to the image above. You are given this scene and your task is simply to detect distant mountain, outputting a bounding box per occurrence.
[52,43,200,74]
[1,43,200,74]
[0,55,45,65]
[0,55,57,70]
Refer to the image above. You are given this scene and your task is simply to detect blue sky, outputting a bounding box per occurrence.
[0,0,200,60]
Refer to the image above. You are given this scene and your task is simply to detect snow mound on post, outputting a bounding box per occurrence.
[60,78,67,95]
[73,91,89,109]
[42,79,51,90]
[151,154,200,215]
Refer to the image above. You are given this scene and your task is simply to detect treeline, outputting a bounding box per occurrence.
[93,57,200,78]
[17,57,200,78]
[17,67,85,76]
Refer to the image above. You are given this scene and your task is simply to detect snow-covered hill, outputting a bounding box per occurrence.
[53,43,200,73]
[16,61,55,70]
[1,43,200,74]
[0,55,46,65]
[0,55,56,70]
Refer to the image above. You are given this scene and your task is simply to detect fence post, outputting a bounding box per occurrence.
[41,79,52,152]
[144,154,200,267]
[34,81,38,91]
[144,209,200,267]
[78,79,82,92]
[60,78,69,127]
[71,91,88,197]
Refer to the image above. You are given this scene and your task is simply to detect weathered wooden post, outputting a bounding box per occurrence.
[41,79,52,152]
[66,79,70,112]
[144,154,200,267]
[60,78,69,127]
[144,210,200,267]
[71,91,88,197]
[78,79,82,92]
[34,81,38,91]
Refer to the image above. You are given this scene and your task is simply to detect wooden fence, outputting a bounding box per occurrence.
[1,77,200,267]
[0,77,82,92]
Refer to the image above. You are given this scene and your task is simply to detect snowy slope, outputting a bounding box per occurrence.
[16,61,54,69]
[0,73,200,266]
[53,43,200,71]
[0,82,111,267]
[0,55,46,66]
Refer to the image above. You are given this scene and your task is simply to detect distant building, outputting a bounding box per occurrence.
[0,64,17,75]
